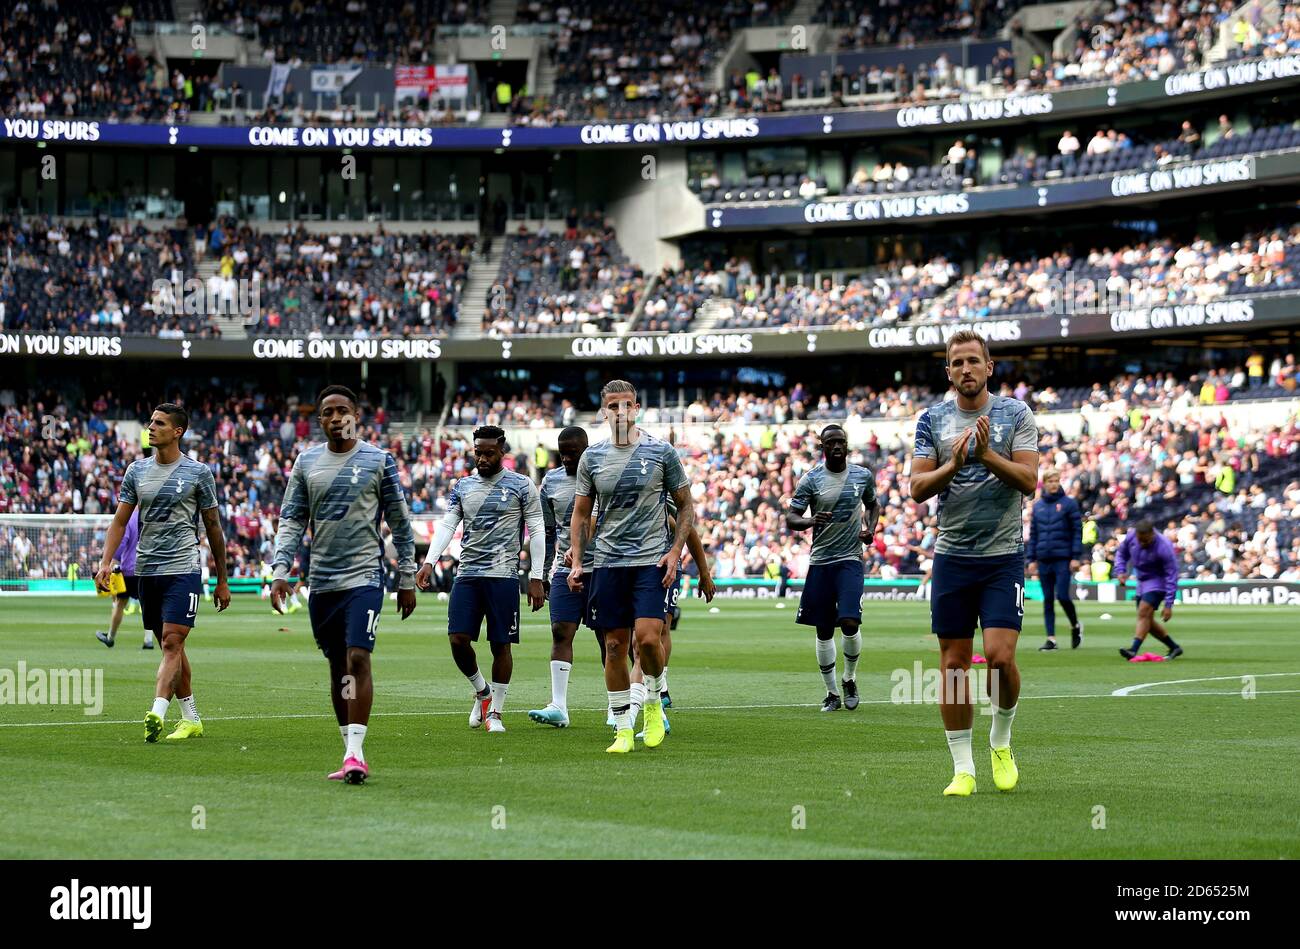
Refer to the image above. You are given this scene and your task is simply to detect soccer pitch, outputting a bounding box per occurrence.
[2,596,1297,860]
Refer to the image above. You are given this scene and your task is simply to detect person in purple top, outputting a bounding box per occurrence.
[1113,519,1183,660]
[96,508,154,649]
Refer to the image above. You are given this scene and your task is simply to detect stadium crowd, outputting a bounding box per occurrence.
[0,0,194,123]
[699,115,1299,203]
[205,217,475,336]
[6,1,1297,126]
[4,359,1298,587]
[1029,0,1300,90]
[630,355,1299,424]
[5,213,1298,338]
[483,217,643,336]
[0,214,212,337]
[708,224,1300,331]
[204,0,490,65]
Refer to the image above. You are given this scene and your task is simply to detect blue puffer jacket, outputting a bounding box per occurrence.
[1027,489,1082,563]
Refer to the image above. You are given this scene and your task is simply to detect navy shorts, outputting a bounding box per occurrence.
[1037,559,1073,602]
[1137,590,1166,610]
[796,560,864,629]
[449,576,520,644]
[931,552,1025,638]
[138,573,202,632]
[589,564,674,630]
[308,586,383,658]
[549,571,591,628]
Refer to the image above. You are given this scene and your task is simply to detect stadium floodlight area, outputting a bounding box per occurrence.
[0,514,114,596]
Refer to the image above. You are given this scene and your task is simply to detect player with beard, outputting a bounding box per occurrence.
[909,331,1039,797]
[419,426,546,733]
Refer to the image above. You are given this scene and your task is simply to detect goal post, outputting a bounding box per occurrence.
[0,514,114,595]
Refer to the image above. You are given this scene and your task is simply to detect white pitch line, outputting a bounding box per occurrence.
[1111,672,1300,697]
[3,688,1299,729]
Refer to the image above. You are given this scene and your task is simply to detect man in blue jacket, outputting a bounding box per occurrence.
[1028,469,1083,651]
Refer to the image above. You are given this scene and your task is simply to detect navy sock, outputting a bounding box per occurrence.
[1060,598,1079,627]
[1154,632,1179,650]
[1043,603,1056,637]
[1129,637,1142,652]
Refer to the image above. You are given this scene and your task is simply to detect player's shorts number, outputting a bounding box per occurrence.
[365,608,379,641]
[187,592,198,615]
[1013,581,1024,616]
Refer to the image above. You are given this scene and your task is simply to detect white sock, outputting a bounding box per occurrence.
[946,728,975,776]
[643,673,660,702]
[660,666,669,694]
[815,637,838,693]
[143,630,155,646]
[629,681,646,723]
[339,724,349,749]
[490,681,509,715]
[180,694,200,722]
[150,696,170,720]
[990,704,1017,748]
[550,659,572,711]
[610,688,632,731]
[842,631,862,682]
[467,669,487,696]
[346,723,367,763]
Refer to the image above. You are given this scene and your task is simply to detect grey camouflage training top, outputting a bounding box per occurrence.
[118,455,218,576]
[912,394,1039,557]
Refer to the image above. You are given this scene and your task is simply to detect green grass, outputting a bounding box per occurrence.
[2,595,1298,859]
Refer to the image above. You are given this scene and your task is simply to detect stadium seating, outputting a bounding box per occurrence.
[515,0,794,123]
[205,0,489,65]
[5,352,1297,581]
[483,220,643,336]
[6,0,1297,126]
[706,225,1299,330]
[0,215,210,336]
[6,217,1296,338]
[0,1,188,121]
[213,221,475,336]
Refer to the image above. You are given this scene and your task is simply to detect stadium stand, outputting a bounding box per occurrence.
[482,218,643,336]
[5,354,1297,581]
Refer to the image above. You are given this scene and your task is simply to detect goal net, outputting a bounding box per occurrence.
[0,514,114,595]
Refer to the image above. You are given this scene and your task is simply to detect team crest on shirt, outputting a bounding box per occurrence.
[174,478,186,493]
[991,422,1005,443]
[640,458,649,476]
[350,465,361,485]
